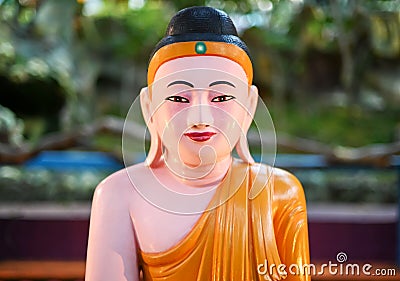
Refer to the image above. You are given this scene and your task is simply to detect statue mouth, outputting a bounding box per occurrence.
[184,132,217,142]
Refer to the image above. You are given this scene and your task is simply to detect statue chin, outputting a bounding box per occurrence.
[162,135,235,172]
[160,125,239,170]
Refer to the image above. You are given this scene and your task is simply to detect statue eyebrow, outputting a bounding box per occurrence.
[209,80,236,88]
[167,80,194,88]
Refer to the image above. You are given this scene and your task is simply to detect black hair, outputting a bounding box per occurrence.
[150,6,251,60]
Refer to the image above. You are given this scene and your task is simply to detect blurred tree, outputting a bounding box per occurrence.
[240,0,400,107]
[77,0,174,115]
[0,0,398,148]
[0,0,97,138]
[0,105,24,147]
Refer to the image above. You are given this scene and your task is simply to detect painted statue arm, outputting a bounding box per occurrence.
[273,169,311,281]
[85,175,140,281]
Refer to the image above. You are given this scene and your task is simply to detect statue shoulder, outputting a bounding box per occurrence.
[270,166,307,211]
[248,162,304,200]
[92,163,147,206]
[272,167,303,193]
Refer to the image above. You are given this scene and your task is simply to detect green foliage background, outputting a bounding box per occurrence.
[0,0,399,146]
[1,0,399,147]
[0,0,399,203]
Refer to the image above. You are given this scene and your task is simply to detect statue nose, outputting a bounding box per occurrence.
[187,104,214,128]
[193,123,208,129]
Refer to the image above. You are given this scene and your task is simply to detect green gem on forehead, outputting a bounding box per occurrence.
[195,42,207,54]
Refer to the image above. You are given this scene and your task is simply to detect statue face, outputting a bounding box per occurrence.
[147,56,257,168]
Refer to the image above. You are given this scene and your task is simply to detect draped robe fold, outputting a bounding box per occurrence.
[139,159,310,281]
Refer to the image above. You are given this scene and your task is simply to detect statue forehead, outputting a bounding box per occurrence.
[153,56,248,84]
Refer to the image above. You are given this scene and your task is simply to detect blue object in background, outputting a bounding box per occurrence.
[251,154,328,169]
[24,151,124,171]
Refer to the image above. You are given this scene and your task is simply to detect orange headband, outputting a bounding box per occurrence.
[147,41,253,86]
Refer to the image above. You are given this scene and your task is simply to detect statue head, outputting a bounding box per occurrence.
[141,6,258,171]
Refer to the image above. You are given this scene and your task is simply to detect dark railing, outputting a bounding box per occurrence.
[0,260,84,281]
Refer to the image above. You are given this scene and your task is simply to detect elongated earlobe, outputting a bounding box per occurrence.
[236,134,254,164]
[236,85,258,164]
[146,122,163,168]
[140,87,163,167]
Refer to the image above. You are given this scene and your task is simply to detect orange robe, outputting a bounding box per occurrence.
[139,159,310,281]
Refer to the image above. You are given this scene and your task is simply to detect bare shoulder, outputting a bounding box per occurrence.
[92,162,148,205]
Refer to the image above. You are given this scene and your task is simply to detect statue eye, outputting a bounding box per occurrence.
[211,95,235,102]
[165,96,190,103]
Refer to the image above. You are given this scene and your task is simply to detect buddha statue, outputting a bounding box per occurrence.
[86,6,310,281]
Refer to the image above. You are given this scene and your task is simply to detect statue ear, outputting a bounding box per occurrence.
[236,85,258,164]
[140,87,163,167]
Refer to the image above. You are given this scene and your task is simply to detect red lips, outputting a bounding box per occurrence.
[184,132,216,142]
